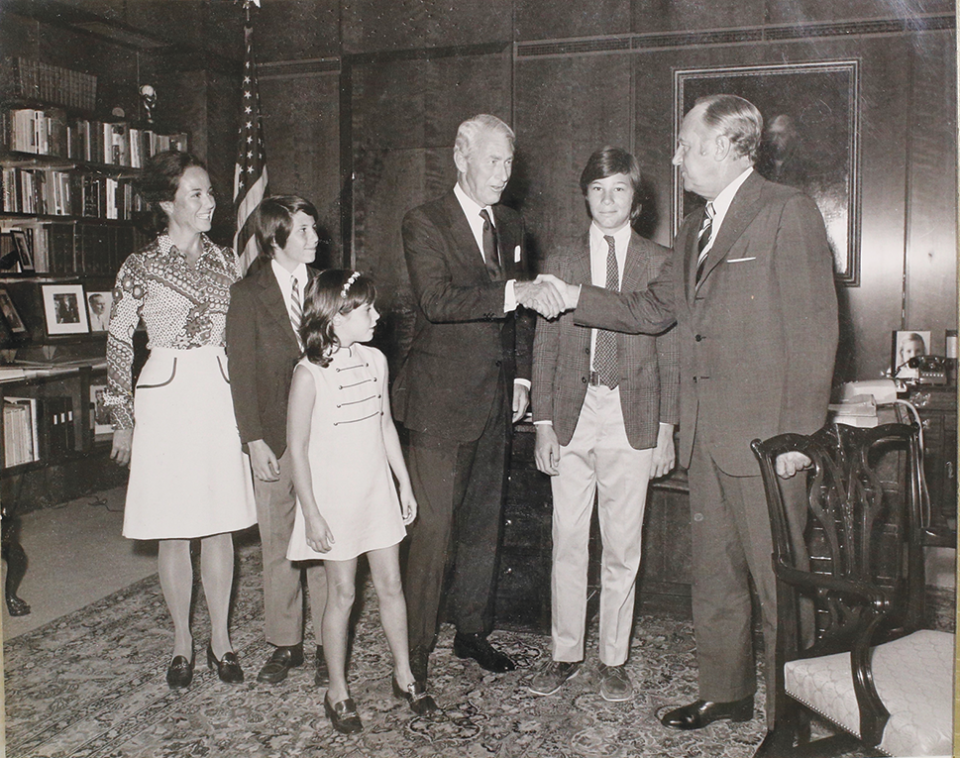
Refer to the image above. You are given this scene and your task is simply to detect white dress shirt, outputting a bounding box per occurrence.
[271,258,308,347]
[699,166,754,257]
[588,222,631,371]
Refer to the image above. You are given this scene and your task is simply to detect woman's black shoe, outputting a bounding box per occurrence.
[324,692,363,734]
[206,643,244,683]
[166,654,195,689]
[392,676,439,718]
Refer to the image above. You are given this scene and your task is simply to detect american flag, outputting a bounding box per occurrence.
[233,21,268,273]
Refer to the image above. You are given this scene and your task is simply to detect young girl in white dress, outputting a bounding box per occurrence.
[287,269,439,734]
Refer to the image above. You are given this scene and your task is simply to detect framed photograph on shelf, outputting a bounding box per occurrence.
[674,60,861,284]
[86,291,113,332]
[10,229,35,272]
[89,383,113,436]
[892,330,930,378]
[41,283,89,336]
[0,287,28,334]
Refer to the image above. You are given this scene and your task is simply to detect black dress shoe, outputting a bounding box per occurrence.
[753,730,776,757]
[314,645,329,687]
[660,696,754,730]
[453,632,516,673]
[257,642,304,684]
[410,645,429,685]
[324,692,363,734]
[207,643,244,684]
[392,676,439,718]
[166,654,195,689]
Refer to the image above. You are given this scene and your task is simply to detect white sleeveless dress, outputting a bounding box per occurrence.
[287,345,405,562]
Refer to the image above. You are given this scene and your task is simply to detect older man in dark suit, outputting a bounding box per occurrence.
[226,195,327,687]
[529,147,678,703]
[393,114,564,687]
[539,95,837,743]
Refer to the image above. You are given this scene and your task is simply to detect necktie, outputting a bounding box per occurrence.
[479,208,502,280]
[290,275,302,338]
[695,202,715,287]
[594,234,619,389]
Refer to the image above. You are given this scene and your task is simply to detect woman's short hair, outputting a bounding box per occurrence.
[255,195,319,259]
[136,150,206,235]
[579,147,643,220]
[695,94,764,162]
[454,114,515,160]
[301,269,377,367]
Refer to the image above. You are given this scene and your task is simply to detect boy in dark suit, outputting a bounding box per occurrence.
[226,195,328,686]
[530,148,678,702]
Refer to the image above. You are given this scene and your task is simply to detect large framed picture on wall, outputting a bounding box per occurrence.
[675,61,861,285]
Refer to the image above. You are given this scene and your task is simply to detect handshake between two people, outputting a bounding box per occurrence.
[514,274,579,319]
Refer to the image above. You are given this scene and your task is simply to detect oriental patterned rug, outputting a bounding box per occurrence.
[5,542,879,758]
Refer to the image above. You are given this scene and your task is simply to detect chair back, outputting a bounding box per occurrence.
[750,422,927,745]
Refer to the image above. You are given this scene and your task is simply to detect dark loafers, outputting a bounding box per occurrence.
[207,643,244,684]
[257,642,304,684]
[453,632,516,673]
[166,653,195,689]
[660,696,754,730]
[392,676,439,718]
[324,693,363,734]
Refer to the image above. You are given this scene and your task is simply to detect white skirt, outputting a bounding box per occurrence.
[123,346,257,540]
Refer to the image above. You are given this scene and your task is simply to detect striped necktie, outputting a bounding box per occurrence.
[695,202,715,286]
[290,275,302,337]
[594,234,619,389]
[479,208,503,280]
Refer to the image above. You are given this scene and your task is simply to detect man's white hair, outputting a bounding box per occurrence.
[454,114,515,158]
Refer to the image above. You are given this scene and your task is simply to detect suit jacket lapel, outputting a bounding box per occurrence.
[442,191,489,279]
[256,262,299,348]
[699,171,765,285]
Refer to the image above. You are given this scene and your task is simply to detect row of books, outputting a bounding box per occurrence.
[1,167,144,220]
[2,395,75,468]
[1,108,188,167]
[0,221,141,275]
[1,57,98,112]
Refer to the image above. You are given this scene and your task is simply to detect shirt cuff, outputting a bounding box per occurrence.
[514,378,530,390]
[504,279,518,313]
[533,419,553,426]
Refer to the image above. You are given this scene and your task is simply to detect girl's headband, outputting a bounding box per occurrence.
[341,271,361,299]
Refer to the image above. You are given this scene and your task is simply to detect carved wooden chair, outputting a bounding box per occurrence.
[751,423,954,758]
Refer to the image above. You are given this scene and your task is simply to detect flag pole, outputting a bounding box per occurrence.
[233,0,268,274]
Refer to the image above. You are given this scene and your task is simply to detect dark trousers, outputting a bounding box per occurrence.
[403,388,509,652]
[688,433,807,730]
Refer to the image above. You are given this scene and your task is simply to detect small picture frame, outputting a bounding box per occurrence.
[0,287,28,333]
[86,291,113,333]
[41,283,89,336]
[89,383,113,436]
[10,229,34,272]
[892,330,930,378]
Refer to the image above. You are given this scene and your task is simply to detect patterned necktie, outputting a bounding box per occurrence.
[290,275,302,338]
[479,208,503,280]
[594,234,619,389]
[695,202,715,287]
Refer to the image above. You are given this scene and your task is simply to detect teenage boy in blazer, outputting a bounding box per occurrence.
[529,147,678,702]
[226,195,328,686]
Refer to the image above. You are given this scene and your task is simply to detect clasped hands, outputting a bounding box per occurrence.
[515,274,579,319]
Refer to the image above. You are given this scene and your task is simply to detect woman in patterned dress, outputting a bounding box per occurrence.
[103,151,257,689]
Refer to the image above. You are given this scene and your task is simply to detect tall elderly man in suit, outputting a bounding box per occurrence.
[226,195,328,686]
[529,147,679,703]
[393,114,565,687]
[539,95,837,740]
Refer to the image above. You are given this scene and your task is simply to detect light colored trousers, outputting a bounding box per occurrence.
[549,385,653,666]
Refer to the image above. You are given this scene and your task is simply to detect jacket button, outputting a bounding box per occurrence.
[581,376,587,383]
[584,348,590,354]
[496,360,502,367]
[695,334,703,342]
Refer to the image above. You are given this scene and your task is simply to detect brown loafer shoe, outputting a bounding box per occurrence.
[257,643,304,684]
[324,692,363,734]
[392,676,439,718]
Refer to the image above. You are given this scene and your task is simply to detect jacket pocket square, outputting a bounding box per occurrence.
[726,256,756,263]
[514,245,522,263]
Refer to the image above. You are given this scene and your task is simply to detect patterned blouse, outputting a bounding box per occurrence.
[103,234,243,430]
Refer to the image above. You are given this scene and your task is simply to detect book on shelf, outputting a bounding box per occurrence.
[40,395,74,457]
[3,395,39,467]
